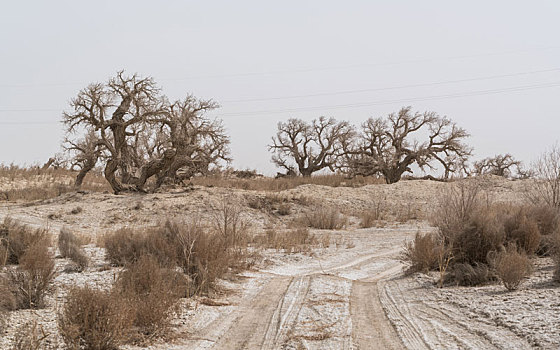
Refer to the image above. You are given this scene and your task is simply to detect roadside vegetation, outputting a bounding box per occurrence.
[401,146,560,291]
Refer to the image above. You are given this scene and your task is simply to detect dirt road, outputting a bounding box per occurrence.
[182,226,534,350]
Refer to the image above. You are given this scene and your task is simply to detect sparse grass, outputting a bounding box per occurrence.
[301,205,347,230]
[0,164,109,201]
[10,320,52,350]
[256,227,317,253]
[58,228,89,272]
[492,245,532,291]
[59,286,133,350]
[191,174,383,191]
[359,203,385,228]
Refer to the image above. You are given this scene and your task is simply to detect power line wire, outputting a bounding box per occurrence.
[222,67,560,103]
[1,81,558,124]
[2,67,559,113]
[219,81,560,116]
[1,45,559,88]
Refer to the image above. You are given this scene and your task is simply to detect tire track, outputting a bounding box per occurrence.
[350,280,404,350]
[211,275,311,350]
[379,277,533,349]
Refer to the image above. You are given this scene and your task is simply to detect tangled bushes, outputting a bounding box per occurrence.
[402,180,555,290]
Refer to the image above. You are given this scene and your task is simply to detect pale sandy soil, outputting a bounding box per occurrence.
[1,176,558,349]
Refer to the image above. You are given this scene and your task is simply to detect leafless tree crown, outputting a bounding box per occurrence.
[268,117,354,177]
[62,71,230,193]
[472,154,524,178]
[342,107,471,183]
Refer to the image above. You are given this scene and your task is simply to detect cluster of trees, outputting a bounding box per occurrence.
[61,71,531,192]
[269,107,473,183]
[62,71,230,194]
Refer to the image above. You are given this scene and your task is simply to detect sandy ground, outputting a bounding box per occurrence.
[1,177,559,349]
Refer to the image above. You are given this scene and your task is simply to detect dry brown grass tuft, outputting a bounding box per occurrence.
[9,242,56,309]
[59,286,133,350]
[401,232,441,274]
[492,245,532,291]
[0,164,109,201]
[58,228,89,272]
[1,218,50,265]
[301,205,347,230]
[104,219,252,295]
[256,227,318,253]
[115,255,186,338]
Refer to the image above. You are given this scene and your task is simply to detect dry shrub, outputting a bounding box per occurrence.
[446,263,495,286]
[302,206,346,230]
[211,202,251,247]
[104,220,250,295]
[10,242,56,309]
[115,256,185,337]
[526,204,560,236]
[492,245,532,291]
[58,228,89,272]
[503,210,541,255]
[10,320,51,350]
[104,228,175,267]
[59,286,132,350]
[453,210,505,265]
[432,182,506,265]
[0,275,16,332]
[1,218,50,265]
[401,232,440,273]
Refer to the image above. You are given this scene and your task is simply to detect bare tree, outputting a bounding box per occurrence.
[62,72,229,193]
[140,95,230,190]
[343,107,471,184]
[64,129,104,189]
[62,71,165,193]
[528,145,560,207]
[472,154,522,178]
[268,117,354,177]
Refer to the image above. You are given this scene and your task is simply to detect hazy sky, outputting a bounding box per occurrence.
[1,1,559,175]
